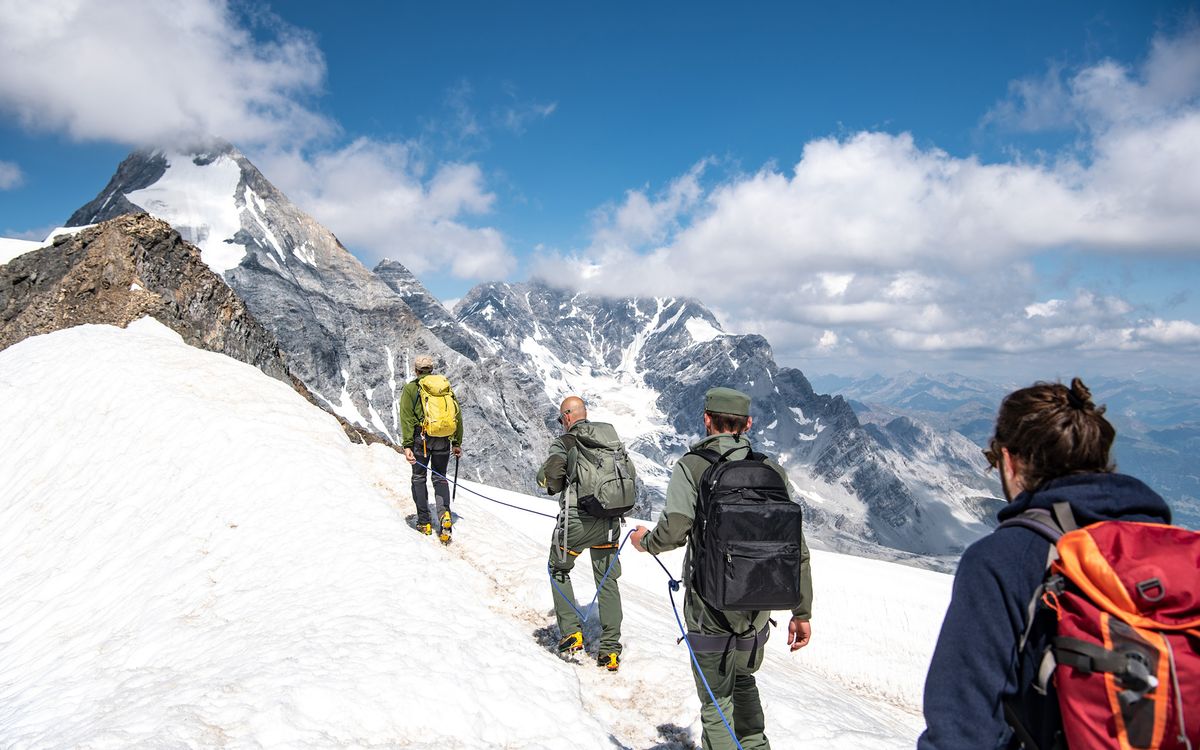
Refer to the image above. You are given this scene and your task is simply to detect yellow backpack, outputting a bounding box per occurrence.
[418,375,460,438]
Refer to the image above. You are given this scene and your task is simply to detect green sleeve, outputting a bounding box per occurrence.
[399,381,419,448]
[537,436,571,495]
[643,512,692,555]
[644,457,700,553]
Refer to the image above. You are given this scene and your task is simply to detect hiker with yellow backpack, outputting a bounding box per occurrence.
[400,354,463,543]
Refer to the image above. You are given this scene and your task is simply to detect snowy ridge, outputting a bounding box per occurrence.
[0,322,949,748]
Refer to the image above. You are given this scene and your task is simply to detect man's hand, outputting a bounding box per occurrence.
[404,448,416,465]
[452,445,463,458]
[787,617,811,651]
[630,525,651,553]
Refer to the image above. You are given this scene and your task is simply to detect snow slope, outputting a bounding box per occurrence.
[0,322,951,748]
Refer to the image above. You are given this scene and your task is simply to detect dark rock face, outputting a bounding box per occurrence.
[374,259,481,361]
[66,152,169,227]
[66,146,556,493]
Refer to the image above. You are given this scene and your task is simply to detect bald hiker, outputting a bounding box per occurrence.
[399,354,463,543]
[538,396,638,671]
[631,386,813,750]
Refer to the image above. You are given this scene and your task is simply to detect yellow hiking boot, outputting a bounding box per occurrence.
[557,631,583,653]
[439,511,452,544]
[417,522,433,536]
[597,652,620,672]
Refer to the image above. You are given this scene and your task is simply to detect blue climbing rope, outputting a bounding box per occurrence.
[650,554,745,750]
[547,528,633,624]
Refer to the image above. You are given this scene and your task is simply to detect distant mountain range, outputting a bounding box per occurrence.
[4,141,1022,567]
[810,372,1200,530]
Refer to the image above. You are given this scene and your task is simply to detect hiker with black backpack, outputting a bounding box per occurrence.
[918,378,1196,750]
[630,387,813,750]
[399,354,463,543]
[538,395,637,672]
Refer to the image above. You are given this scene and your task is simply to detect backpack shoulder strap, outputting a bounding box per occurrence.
[996,501,1076,543]
[684,447,724,465]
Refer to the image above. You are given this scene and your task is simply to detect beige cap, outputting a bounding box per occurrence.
[414,355,435,372]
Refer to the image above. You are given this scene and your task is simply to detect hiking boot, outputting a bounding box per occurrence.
[439,511,452,544]
[557,631,583,653]
[417,523,433,535]
[597,652,619,672]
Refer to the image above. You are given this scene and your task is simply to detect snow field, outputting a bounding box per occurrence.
[0,321,953,748]
[0,322,612,748]
[125,153,247,273]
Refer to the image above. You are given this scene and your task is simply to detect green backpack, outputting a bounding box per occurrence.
[565,421,638,518]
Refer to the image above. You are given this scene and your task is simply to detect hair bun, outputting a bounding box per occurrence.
[1066,377,1094,411]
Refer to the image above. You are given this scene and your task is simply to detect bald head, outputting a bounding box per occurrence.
[558,396,587,430]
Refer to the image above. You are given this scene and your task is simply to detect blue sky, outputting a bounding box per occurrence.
[2,0,1199,380]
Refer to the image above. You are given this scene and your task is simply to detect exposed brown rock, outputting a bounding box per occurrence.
[0,213,396,451]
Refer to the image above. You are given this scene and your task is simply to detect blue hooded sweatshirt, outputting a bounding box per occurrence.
[917,473,1172,750]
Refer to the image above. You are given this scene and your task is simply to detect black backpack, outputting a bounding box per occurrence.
[687,444,804,611]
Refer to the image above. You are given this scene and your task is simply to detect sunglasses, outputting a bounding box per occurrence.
[983,438,1002,469]
[556,408,572,425]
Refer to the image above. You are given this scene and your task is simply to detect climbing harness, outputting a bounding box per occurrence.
[547,527,632,625]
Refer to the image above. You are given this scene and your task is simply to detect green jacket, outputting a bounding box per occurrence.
[398,376,464,448]
[643,432,814,628]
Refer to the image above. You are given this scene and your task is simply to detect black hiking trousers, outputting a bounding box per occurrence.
[412,434,452,524]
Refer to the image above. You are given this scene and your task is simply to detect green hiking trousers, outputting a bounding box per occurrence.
[547,509,623,655]
[686,592,772,750]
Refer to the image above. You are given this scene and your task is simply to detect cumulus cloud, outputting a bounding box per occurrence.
[258,139,515,280]
[531,28,1200,370]
[0,0,332,147]
[0,1,516,282]
[0,160,21,189]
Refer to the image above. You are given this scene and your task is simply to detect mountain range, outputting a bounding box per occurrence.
[4,141,1015,566]
[811,372,1200,530]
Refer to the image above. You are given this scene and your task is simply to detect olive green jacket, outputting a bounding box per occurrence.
[398,376,464,448]
[643,432,813,627]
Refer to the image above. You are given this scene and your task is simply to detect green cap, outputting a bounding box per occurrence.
[704,386,751,417]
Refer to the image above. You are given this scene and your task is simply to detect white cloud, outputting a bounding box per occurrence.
[532,29,1200,371]
[1132,319,1200,347]
[257,139,515,280]
[0,160,21,189]
[0,0,331,147]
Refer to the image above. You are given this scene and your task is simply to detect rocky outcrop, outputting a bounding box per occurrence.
[0,215,285,377]
[0,214,393,449]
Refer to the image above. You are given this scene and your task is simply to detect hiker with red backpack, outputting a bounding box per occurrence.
[399,354,463,543]
[918,378,1197,750]
[631,387,813,750]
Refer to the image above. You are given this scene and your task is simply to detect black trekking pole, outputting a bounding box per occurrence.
[452,454,460,502]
